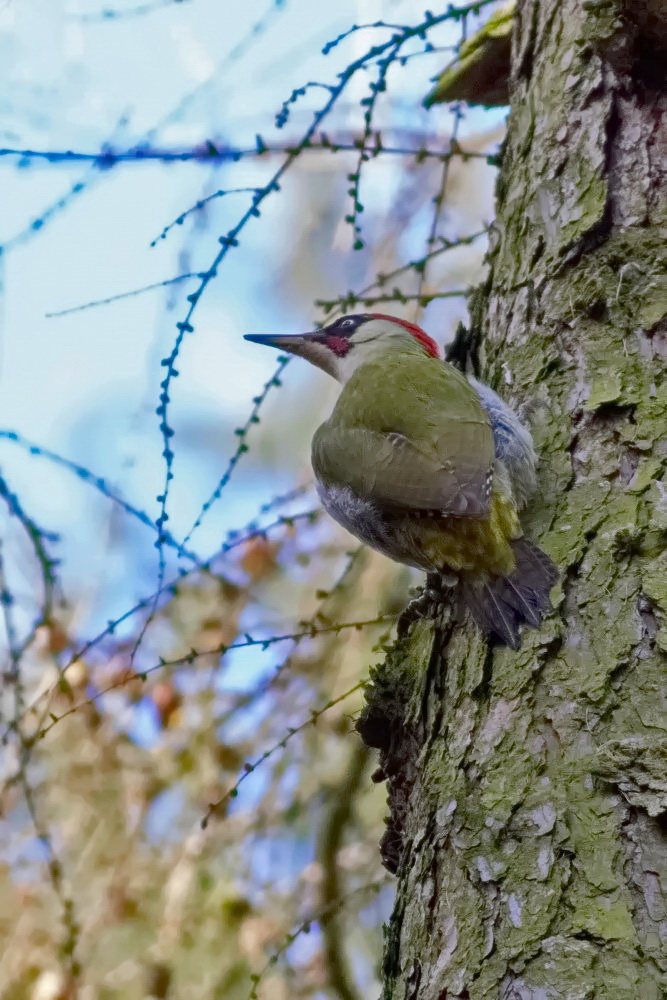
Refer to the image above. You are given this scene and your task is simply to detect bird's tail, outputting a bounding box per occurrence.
[458,538,558,649]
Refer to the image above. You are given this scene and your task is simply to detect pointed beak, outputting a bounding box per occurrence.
[244,330,329,365]
[244,330,337,378]
[244,329,340,379]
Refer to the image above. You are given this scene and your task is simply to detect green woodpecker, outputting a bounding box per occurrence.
[245,314,557,648]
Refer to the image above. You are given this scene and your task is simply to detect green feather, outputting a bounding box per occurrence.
[313,345,495,518]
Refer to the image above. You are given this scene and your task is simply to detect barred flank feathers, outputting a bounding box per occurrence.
[459,538,558,649]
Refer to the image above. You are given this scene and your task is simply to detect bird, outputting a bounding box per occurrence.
[423,1,514,110]
[245,313,557,649]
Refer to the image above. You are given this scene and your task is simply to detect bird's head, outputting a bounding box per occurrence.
[244,313,440,383]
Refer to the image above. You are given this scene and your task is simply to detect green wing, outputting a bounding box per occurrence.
[312,356,494,518]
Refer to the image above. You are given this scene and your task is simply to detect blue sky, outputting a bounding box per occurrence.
[0,0,500,645]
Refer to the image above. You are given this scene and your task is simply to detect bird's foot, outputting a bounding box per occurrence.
[397,579,449,638]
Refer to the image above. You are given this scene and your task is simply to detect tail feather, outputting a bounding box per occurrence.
[459,538,557,649]
[504,578,542,628]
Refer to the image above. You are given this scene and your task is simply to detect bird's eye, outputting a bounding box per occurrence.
[339,318,355,329]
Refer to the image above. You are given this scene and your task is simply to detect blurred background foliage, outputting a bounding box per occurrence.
[0,1,503,997]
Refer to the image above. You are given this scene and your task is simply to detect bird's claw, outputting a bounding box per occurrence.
[397,584,447,637]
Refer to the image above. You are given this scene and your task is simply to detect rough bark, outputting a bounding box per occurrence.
[358,2,667,997]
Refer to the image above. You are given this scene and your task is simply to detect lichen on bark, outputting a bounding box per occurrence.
[358,1,667,997]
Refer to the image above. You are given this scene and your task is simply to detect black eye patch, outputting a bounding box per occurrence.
[327,314,368,336]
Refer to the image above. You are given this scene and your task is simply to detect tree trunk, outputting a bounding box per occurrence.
[358,2,667,997]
